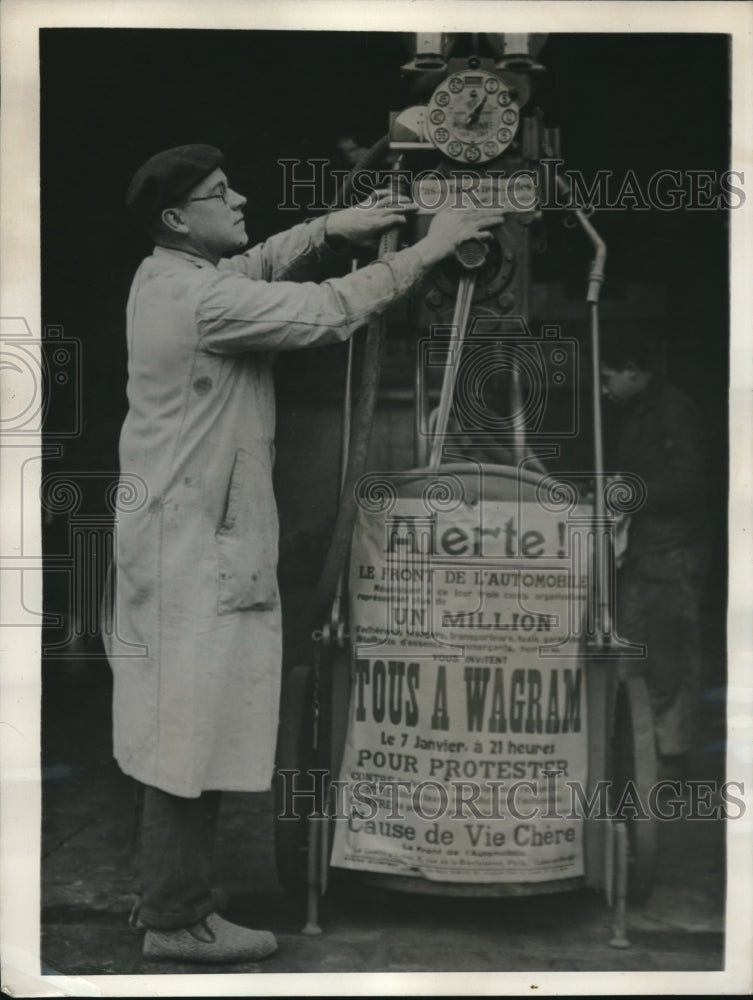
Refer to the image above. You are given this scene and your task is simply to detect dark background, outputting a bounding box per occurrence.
[40,29,729,672]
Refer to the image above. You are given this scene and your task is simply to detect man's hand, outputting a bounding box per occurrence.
[324,196,507,264]
[325,190,418,249]
[416,207,507,267]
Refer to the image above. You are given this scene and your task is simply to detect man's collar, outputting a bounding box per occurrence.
[152,245,216,268]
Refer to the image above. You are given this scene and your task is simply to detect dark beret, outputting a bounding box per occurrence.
[126,144,224,227]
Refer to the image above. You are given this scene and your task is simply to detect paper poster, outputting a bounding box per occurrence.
[331,491,591,882]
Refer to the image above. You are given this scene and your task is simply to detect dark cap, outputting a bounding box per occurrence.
[126,144,224,227]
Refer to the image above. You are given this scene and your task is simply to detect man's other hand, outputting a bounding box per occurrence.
[325,190,418,249]
[416,207,507,267]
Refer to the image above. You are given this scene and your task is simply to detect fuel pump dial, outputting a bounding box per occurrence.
[426,69,519,163]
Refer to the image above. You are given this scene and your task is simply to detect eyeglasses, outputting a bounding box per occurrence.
[189,182,229,205]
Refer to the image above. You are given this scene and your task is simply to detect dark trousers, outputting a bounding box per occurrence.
[135,785,222,930]
[617,547,705,757]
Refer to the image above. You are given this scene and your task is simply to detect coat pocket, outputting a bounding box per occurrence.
[216,449,279,614]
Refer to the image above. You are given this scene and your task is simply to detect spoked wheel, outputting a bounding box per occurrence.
[273,663,315,894]
[609,673,658,902]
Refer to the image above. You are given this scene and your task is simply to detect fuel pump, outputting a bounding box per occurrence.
[385,41,557,471]
[277,32,656,941]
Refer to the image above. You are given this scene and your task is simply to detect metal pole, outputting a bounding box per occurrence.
[302,815,323,936]
[554,176,608,636]
[609,821,631,948]
[429,273,476,472]
[512,220,532,466]
[414,354,429,467]
[511,368,527,466]
[590,302,605,511]
[339,262,357,491]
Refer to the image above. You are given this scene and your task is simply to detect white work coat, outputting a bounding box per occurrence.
[106,217,427,797]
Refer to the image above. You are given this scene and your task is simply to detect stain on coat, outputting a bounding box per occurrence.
[193,376,213,395]
[131,584,153,606]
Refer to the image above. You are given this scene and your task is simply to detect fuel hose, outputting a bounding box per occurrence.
[297,136,395,640]
[305,224,400,634]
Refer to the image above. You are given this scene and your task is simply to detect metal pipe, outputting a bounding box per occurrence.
[302,815,323,935]
[555,174,609,636]
[604,817,614,907]
[511,369,527,466]
[414,354,429,467]
[306,227,396,633]
[319,814,330,895]
[429,273,476,471]
[339,265,357,491]
[589,297,612,640]
[555,177,606,303]
[590,302,605,497]
[328,264,358,642]
[609,821,631,948]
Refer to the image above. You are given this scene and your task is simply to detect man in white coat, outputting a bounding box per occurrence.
[109,144,504,963]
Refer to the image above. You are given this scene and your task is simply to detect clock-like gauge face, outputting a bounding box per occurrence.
[426,70,520,164]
